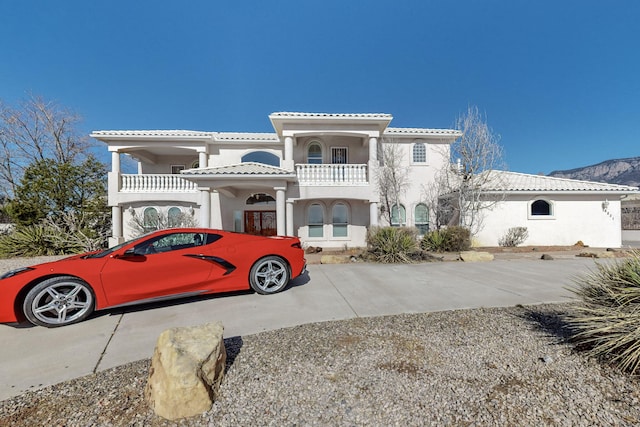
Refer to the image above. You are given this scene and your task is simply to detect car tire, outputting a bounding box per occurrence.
[249,256,290,295]
[23,276,95,327]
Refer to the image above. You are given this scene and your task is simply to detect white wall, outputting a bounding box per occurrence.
[474,194,623,248]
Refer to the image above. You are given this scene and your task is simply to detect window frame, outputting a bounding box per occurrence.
[414,203,430,235]
[391,204,407,227]
[528,198,555,219]
[412,142,427,164]
[308,203,324,238]
[331,202,349,238]
[307,142,323,164]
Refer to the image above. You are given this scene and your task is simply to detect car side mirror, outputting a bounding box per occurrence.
[123,248,139,256]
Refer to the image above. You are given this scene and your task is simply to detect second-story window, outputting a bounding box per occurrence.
[241,151,280,167]
[308,142,322,164]
[332,147,348,164]
[412,143,426,163]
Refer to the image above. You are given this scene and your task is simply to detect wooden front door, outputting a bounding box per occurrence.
[244,211,277,236]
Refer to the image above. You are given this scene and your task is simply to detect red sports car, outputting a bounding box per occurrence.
[0,228,306,328]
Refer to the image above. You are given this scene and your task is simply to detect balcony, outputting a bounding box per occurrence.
[296,164,368,186]
[120,174,198,193]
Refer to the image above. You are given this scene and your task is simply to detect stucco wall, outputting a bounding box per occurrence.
[474,194,623,248]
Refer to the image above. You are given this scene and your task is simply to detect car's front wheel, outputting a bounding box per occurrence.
[23,276,95,327]
[249,256,290,295]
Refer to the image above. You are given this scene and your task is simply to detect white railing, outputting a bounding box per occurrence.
[296,164,368,185]
[121,174,198,193]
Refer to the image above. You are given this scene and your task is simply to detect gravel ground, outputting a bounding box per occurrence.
[2,303,640,426]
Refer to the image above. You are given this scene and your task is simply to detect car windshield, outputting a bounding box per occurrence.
[85,233,152,259]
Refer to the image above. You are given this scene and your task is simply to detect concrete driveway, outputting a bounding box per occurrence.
[0,257,602,401]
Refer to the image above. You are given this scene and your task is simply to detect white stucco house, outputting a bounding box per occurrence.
[92,112,461,248]
[91,111,639,249]
[471,171,640,248]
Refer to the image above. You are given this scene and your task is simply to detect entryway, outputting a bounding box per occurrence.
[244,210,277,236]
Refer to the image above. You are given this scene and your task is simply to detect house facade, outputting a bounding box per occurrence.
[92,112,462,248]
[472,171,640,248]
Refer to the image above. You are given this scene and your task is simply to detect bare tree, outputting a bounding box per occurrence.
[425,106,506,235]
[0,94,91,197]
[376,138,410,225]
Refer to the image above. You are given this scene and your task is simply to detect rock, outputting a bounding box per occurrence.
[459,251,494,262]
[540,254,554,260]
[145,322,226,421]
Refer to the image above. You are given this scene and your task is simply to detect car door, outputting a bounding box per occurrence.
[100,231,216,306]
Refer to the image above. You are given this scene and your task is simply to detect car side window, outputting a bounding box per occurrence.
[134,232,216,255]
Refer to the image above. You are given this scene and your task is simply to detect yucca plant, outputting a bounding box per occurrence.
[366,226,419,263]
[565,251,640,374]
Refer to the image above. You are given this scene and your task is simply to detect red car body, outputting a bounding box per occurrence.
[0,228,306,327]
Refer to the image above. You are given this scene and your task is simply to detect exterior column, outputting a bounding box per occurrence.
[286,200,294,236]
[368,137,378,162]
[282,136,294,170]
[111,151,121,173]
[200,188,211,228]
[110,206,123,247]
[275,187,286,236]
[370,202,378,227]
[211,190,222,229]
[198,151,207,169]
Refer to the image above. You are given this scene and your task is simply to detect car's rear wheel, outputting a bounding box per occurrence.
[249,256,290,295]
[23,276,95,327]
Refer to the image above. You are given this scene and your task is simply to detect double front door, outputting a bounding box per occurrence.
[244,210,277,236]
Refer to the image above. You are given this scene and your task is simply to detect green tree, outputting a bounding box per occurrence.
[6,155,108,228]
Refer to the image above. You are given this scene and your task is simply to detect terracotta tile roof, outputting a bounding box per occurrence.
[91,130,211,138]
[270,112,392,120]
[214,132,280,142]
[385,127,462,137]
[482,171,640,193]
[181,162,295,176]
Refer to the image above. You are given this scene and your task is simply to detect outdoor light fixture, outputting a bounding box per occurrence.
[602,199,609,211]
[128,206,135,215]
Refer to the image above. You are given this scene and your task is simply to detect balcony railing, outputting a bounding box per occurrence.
[296,164,368,185]
[121,174,198,193]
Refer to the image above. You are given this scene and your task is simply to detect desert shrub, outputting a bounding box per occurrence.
[366,226,419,263]
[0,211,107,258]
[421,226,471,252]
[565,251,640,374]
[498,226,529,247]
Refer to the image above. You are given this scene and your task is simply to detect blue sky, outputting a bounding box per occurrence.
[1,1,638,174]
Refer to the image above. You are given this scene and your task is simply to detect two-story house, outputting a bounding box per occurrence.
[92,112,462,248]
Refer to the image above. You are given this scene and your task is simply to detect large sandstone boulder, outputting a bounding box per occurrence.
[145,322,226,420]
[459,251,494,262]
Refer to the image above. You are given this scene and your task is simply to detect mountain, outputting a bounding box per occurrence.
[548,157,640,187]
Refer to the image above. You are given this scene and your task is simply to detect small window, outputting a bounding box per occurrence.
[143,207,159,232]
[332,203,348,237]
[391,204,406,227]
[531,200,552,216]
[331,147,348,164]
[168,207,182,228]
[413,143,427,163]
[415,204,429,234]
[241,151,280,167]
[308,203,324,237]
[308,142,322,164]
[246,193,276,205]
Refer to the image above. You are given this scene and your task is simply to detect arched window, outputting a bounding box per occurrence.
[415,204,429,234]
[307,142,323,164]
[391,204,406,227]
[332,203,349,237]
[246,193,276,205]
[143,207,159,232]
[241,151,280,167]
[531,199,552,216]
[413,143,427,163]
[168,207,182,228]
[308,203,324,237]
